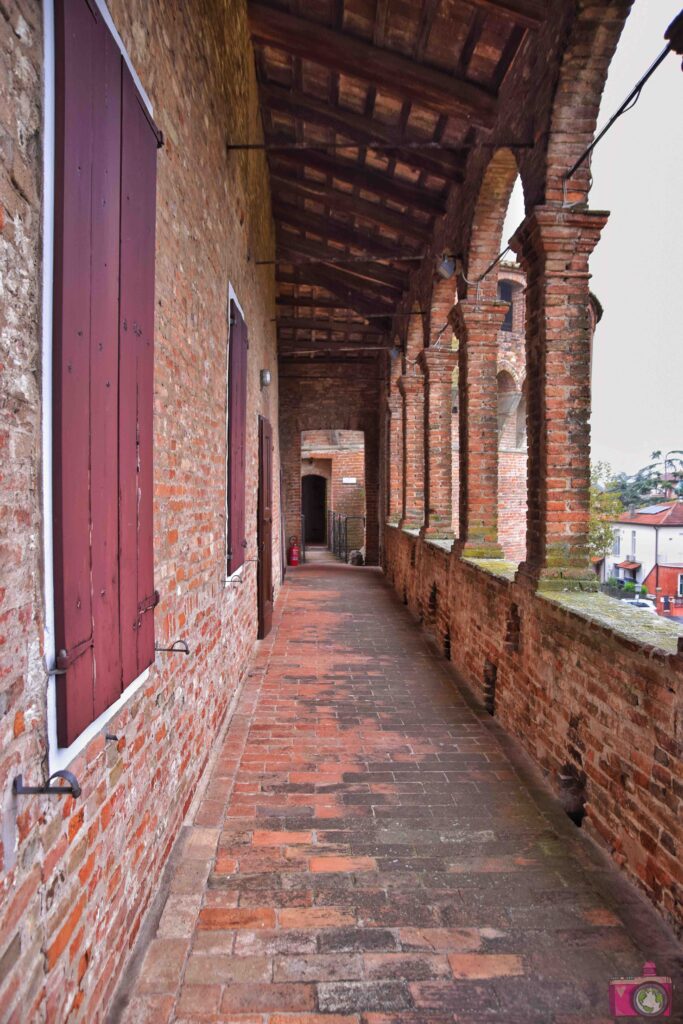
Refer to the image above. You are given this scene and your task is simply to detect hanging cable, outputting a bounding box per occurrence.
[563,41,672,187]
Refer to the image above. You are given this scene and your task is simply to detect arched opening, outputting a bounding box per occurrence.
[301,429,366,560]
[497,369,526,564]
[302,474,327,544]
[497,369,519,444]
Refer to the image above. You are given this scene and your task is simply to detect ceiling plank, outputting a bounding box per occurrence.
[271,173,433,241]
[248,3,497,126]
[277,266,394,318]
[470,0,544,30]
[260,83,466,180]
[276,295,382,315]
[273,199,420,257]
[271,149,445,216]
[277,317,384,334]
[276,235,409,291]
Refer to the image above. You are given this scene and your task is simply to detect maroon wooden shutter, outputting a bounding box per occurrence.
[227,303,249,574]
[54,0,159,743]
[53,0,97,745]
[119,65,159,687]
[90,14,124,719]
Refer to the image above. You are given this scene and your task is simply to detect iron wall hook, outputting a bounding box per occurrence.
[13,770,82,799]
[154,639,190,655]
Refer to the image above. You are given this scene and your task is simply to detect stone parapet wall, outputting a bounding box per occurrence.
[384,526,683,938]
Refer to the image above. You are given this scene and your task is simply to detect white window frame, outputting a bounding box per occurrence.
[224,284,246,587]
[42,0,154,772]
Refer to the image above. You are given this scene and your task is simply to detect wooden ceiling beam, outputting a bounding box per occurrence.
[277,317,384,334]
[276,235,409,291]
[279,337,390,350]
[272,149,445,216]
[271,173,433,241]
[277,266,394,319]
[471,0,545,29]
[260,83,466,180]
[273,199,419,258]
[248,3,497,126]
[276,295,370,312]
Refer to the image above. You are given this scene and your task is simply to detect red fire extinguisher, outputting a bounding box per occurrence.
[287,536,300,567]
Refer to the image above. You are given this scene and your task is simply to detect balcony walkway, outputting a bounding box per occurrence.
[115,564,683,1024]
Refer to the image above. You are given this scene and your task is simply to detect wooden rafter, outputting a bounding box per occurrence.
[276,296,377,314]
[260,83,466,180]
[270,173,433,242]
[248,3,497,126]
[471,0,544,29]
[276,234,409,290]
[273,199,420,257]
[272,149,446,216]
[277,267,394,319]
[277,317,385,335]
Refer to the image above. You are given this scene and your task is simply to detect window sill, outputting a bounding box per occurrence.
[48,666,151,774]
[224,563,246,588]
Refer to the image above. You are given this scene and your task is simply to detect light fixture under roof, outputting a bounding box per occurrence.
[436,253,457,280]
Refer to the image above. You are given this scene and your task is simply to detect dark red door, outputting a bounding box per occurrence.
[258,417,274,639]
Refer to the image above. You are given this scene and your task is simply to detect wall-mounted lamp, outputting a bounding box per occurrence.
[260,369,272,389]
[436,252,457,280]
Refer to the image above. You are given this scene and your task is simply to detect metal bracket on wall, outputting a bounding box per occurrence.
[13,770,82,799]
[154,639,190,655]
[225,557,258,586]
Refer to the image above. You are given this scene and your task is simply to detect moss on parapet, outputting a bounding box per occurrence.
[545,591,683,657]
[464,558,517,582]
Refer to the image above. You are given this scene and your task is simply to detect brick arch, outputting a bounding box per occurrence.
[462,147,524,303]
[403,302,428,370]
[543,1,633,205]
[427,277,457,348]
[496,360,522,392]
[496,369,519,448]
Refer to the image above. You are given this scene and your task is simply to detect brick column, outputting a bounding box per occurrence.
[364,426,380,565]
[281,421,302,550]
[451,300,508,557]
[387,358,404,525]
[398,371,424,529]
[418,348,458,539]
[511,206,608,590]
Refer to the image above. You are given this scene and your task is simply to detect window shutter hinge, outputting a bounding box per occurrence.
[52,636,94,673]
[134,590,160,630]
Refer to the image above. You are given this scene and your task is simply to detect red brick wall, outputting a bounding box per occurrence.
[301,431,366,550]
[280,361,381,564]
[0,2,280,1021]
[384,527,683,937]
[498,450,527,563]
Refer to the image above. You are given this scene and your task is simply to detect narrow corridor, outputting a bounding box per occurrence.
[117,566,683,1024]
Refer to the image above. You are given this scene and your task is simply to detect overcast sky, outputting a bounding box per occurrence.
[502,0,682,477]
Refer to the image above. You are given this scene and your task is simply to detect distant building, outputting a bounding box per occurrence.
[603,502,683,607]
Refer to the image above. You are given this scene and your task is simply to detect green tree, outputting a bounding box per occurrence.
[589,462,624,560]
[612,450,683,507]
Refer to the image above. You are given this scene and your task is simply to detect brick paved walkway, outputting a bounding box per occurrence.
[116,565,683,1024]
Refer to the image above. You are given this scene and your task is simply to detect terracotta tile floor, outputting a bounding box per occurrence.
[116,564,683,1024]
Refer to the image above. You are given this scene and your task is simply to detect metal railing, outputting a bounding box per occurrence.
[328,511,365,563]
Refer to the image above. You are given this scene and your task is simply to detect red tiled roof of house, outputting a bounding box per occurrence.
[616,502,683,526]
